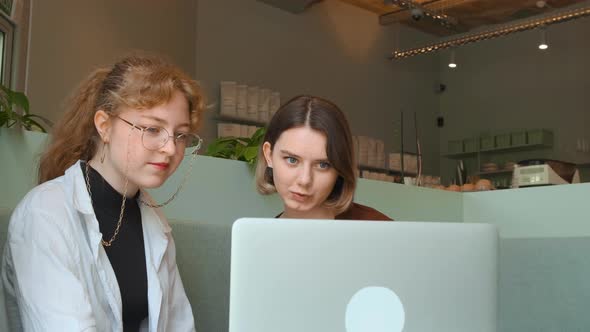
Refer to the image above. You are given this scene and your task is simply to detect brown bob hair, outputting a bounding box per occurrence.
[38,54,205,184]
[255,95,356,215]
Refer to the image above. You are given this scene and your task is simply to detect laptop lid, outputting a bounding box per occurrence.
[229,218,498,332]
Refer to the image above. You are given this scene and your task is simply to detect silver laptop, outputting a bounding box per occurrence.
[229,218,498,332]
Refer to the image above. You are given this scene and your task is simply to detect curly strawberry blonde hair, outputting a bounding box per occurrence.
[38,55,205,184]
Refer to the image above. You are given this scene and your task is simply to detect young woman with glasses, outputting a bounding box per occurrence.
[255,95,392,221]
[2,55,203,331]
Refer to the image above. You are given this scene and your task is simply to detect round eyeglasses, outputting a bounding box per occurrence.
[116,116,202,156]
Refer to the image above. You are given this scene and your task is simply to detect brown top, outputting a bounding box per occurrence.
[275,203,393,221]
[336,202,393,221]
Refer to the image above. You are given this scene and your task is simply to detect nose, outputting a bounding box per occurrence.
[296,164,312,187]
[160,136,178,156]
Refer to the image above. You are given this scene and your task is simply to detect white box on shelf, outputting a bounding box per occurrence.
[236,84,248,119]
[404,154,418,173]
[247,125,258,137]
[247,86,259,121]
[389,153,418,173]
[389,153,401,170]
[239,125,250,138]
[217,123,241,138]
[376,139,385,168]
[357,136,369,166]
[269,91,281,118]
[352,136,359,165]
[367,138,377,167]
[258,88,270,123]
[220,81,237,116]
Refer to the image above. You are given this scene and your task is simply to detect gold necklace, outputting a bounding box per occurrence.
[84,161,129,247]
[84,149,198,246]
[138,151,198,208]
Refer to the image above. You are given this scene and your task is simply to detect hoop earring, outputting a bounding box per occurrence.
[100,142,108,163]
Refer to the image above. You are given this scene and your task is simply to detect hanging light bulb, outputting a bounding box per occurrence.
[538,27,548,50]
[448,49,457,68]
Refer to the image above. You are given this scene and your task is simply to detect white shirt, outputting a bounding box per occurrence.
[1,161,195,331]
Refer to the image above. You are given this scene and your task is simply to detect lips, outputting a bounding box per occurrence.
[148,162,169,171]
[290,191,310,202]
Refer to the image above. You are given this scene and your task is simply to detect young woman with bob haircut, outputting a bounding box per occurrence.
[255,95,392,221]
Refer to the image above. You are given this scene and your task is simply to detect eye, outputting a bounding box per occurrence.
[285,156,298,165]
[318,161,331,169]
[175,133,189,143]
[145,126,163,136]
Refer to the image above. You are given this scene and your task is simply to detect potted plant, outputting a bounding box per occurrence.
[205,127,266,165]
[0,84,51,132]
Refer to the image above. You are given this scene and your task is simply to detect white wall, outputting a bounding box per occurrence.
[24,0,442,175]
[27,0,197,121]
[438,15,590,181]
[195,0,442,175]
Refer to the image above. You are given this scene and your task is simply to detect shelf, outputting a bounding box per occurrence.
[442,151,477,159]
[358,165,417,176]
[443,143,553,159]
[479,143,552,153]
[216,114,267,127]
[477,169,513,176]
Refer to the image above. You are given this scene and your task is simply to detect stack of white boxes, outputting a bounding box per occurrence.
[356,136,369,166]
[259,88,270,123]
[218,81,281,138]
[353,135,394,182]
[217,123,260,138]
[388,153,418,174]
[247,86,259,121]
[354,135,386,169]
[220,81,237,117]
[236,84,248,119]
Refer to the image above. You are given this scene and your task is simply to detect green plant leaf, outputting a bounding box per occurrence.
[22,114,47,133]
[0,83,47,132]
[0,110,9,126]
[205,127,266,164]
[0,95,10,113]
[250,127,266,144]
[206,139,236,157]
[12,91,30,114]
[242,146,259,162]
[234,143,246,159]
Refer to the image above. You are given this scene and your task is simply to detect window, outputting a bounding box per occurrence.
[0,11,14,86]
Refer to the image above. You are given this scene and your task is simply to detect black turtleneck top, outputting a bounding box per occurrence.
[81,162,148,331]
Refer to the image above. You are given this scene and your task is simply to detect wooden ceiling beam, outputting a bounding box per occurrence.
[338,0,401,15]
[379,0,479,25]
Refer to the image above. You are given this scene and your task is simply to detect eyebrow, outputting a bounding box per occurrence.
[140,115,190,130]
[279,149,329,163]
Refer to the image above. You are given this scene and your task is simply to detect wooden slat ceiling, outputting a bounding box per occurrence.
[338,0,587,36]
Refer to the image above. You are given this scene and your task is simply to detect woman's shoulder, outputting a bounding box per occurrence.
[15,161,84,217]
[17,179,68,212]
[10,177,73,234]
[336,202,393,221]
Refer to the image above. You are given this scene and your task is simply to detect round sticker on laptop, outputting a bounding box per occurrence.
[345,286,405,332]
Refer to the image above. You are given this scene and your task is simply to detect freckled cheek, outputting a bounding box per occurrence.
[168,155,183,173]
[273,165,295,192]
[115,134,142,156]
